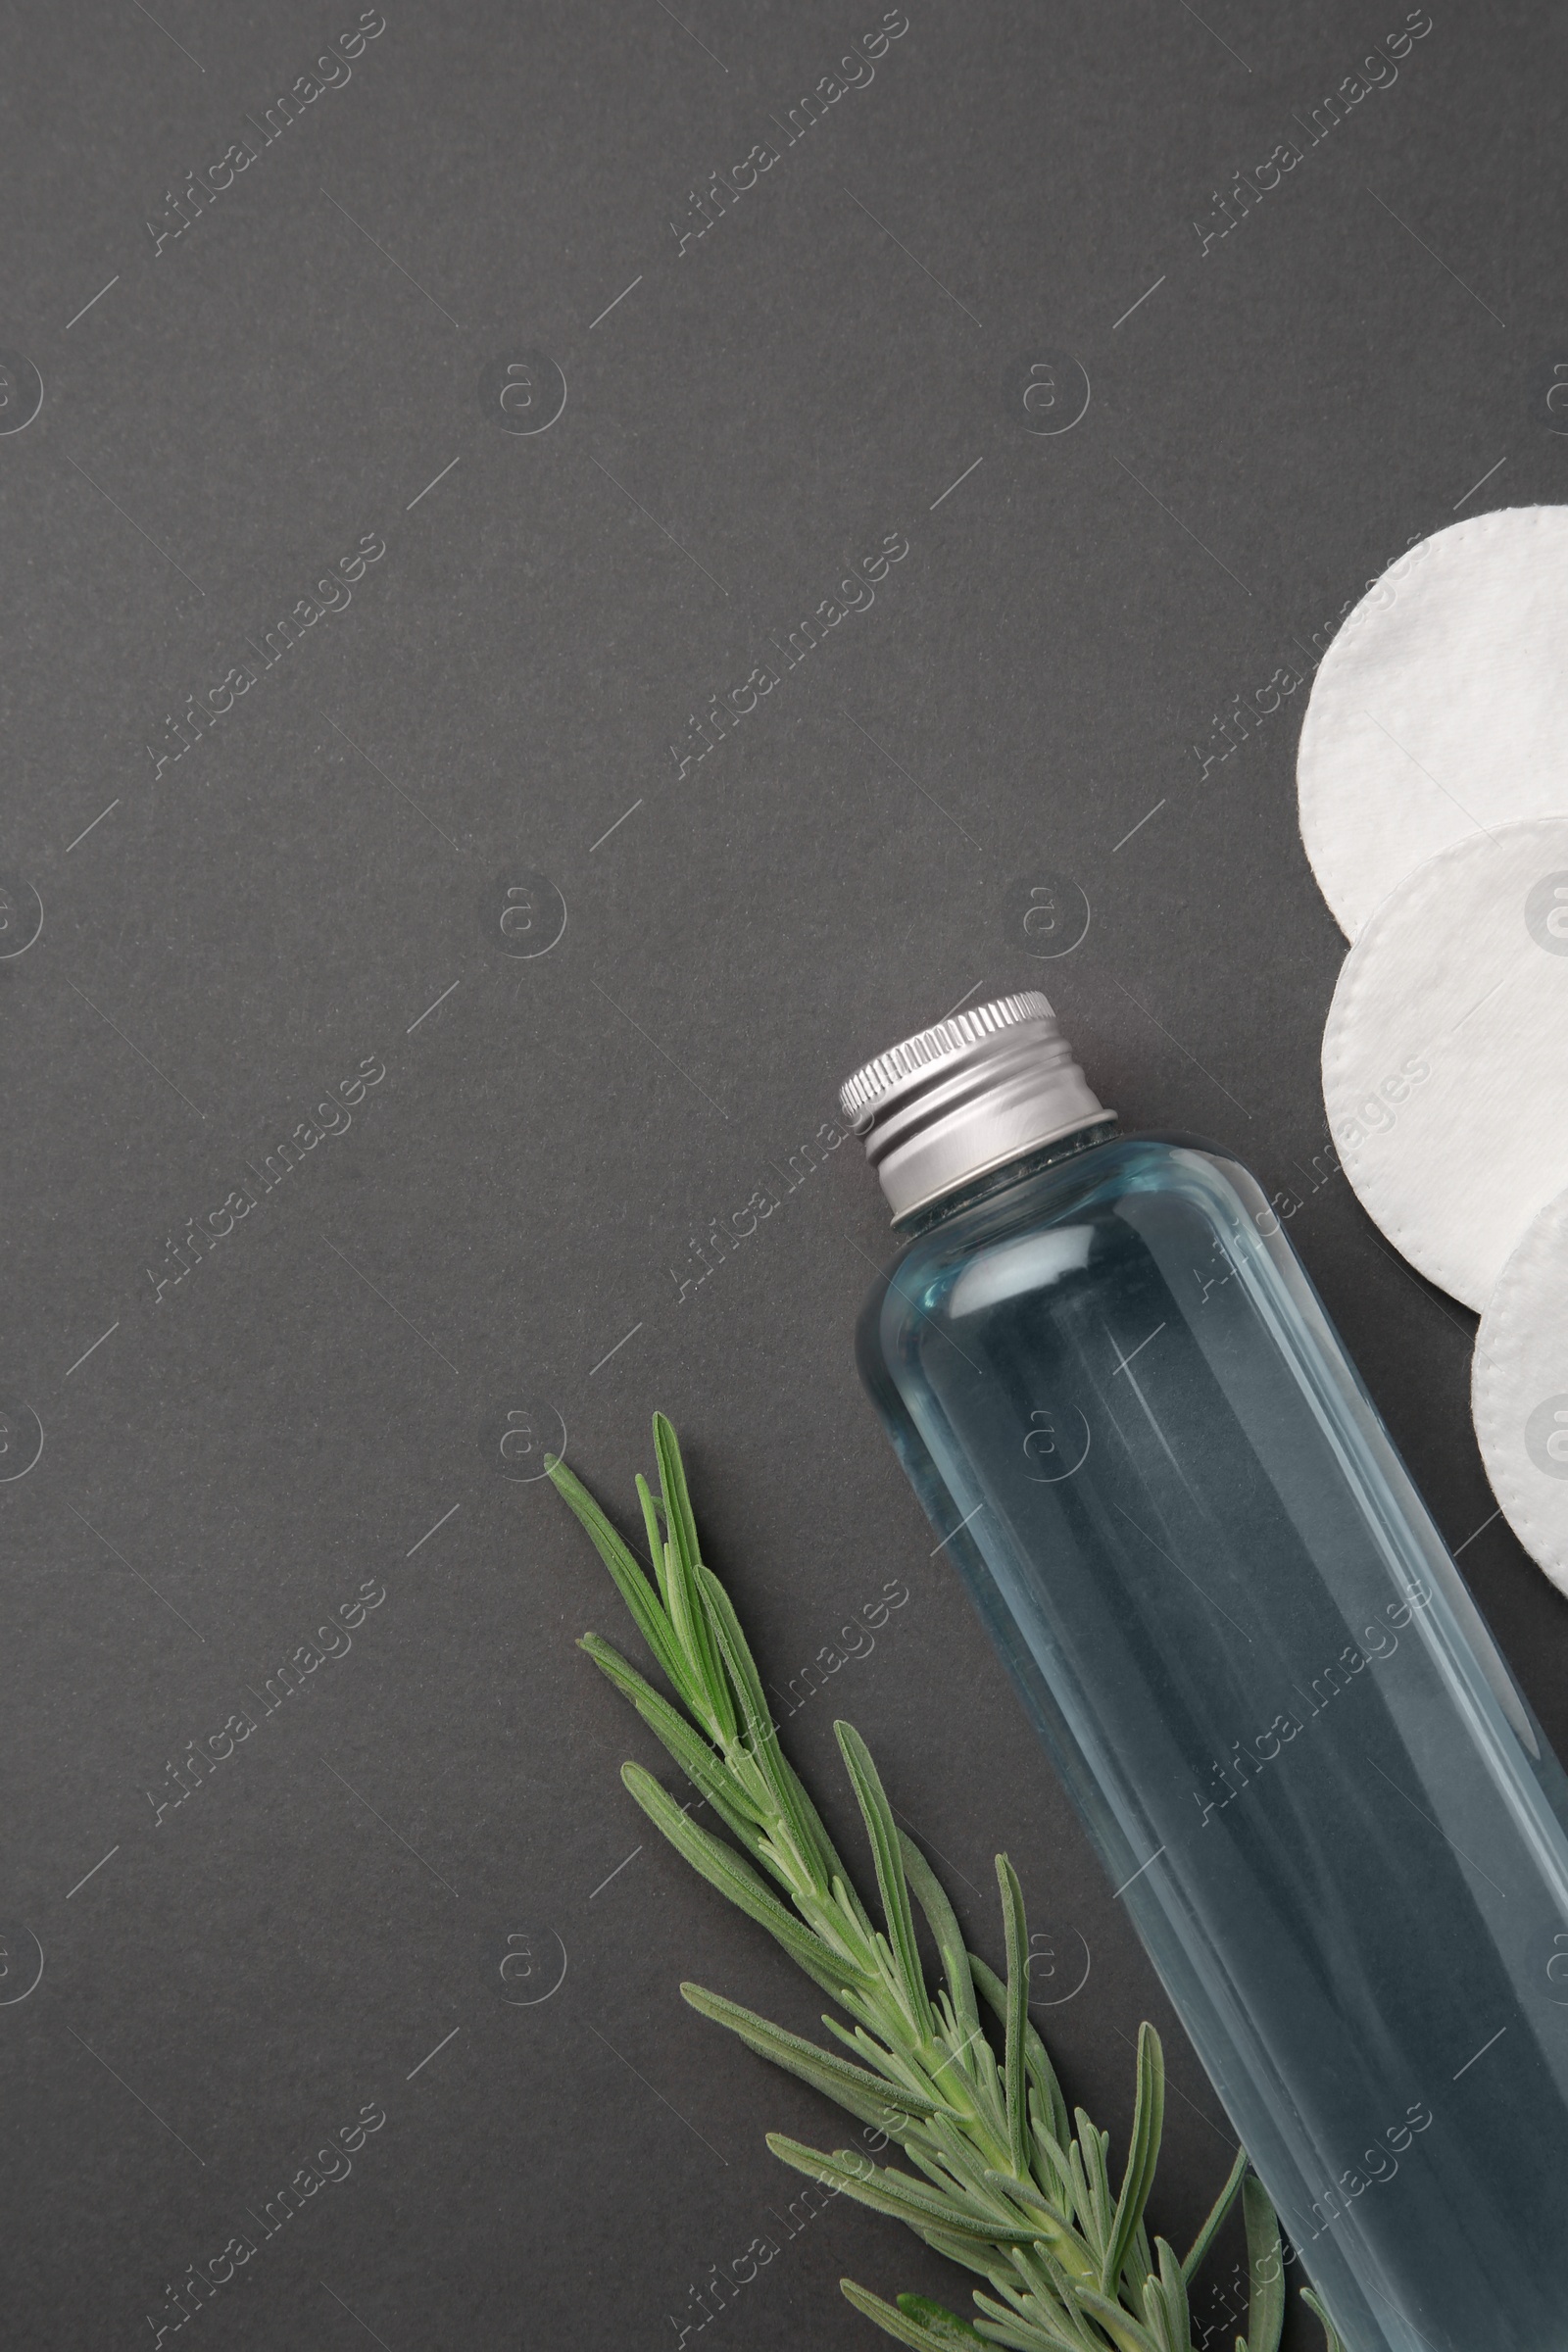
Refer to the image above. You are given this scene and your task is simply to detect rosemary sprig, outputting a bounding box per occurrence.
[551,1416,1322,2352]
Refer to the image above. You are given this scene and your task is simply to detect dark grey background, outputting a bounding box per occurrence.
[2,1,1562,2343]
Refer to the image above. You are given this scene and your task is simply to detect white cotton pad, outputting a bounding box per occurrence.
[1473,1187,1568,1593]
[1298,507,1568,940]
[1321,816,1568,1311]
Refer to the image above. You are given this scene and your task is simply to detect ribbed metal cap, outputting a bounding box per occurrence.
[840,992,1111,1222]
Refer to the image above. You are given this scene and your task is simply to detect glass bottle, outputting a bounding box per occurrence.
[844,991,1568,2352]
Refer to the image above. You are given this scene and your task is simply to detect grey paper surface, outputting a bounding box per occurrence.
[2,2,1562,2343]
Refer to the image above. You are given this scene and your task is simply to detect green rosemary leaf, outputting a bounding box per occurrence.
[665,1541,731,1741]
[696,1561,835,1887]
[635,1473,673,1612]
[901,2132,978,2196]
[653,1414,737,1740]
[840,2280,989,2348]
[1071,2113,1114,2257]
[766,2135,1046,2244]
[894,2137,1012,2234]
[1151,2236,1194,2352]
[1102,2025,1165,2297]
[971,1954,1072,2150]
[975,2256,1037,2309]
[918,2226,1012,2279]
[820,2016,959,2126]
[997,1856,1031,2180]
[979,2172,1077,2244]
[968,2285,1084,2349]
[578,1634,770,1838]
[1240,2177,1284,2352]
[1298,2288,1349,2352]
[1028,2104,1075,2211]
[783,1747,861,1897]
[922,2112,1037,2227]
[910,2146,1015,2237]
[901,1835,983,2043]
[1067,2280,1160,2352]
[1015,2239,1106,2346]
[680,1982,952,2128]
[897,2293,994,2346]
[837,1721,939,2041]
[652,1408,702,1575]
[548,1454,700,1711]
[692,1561,773,1744]
[620,1762,866,2001]
[976,2182,1094,2300]
[1179,2145,1249,2283]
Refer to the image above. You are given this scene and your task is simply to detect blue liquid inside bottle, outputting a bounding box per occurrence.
[856,1125,1568,2352]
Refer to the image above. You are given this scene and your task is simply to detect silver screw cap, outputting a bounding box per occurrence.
[840,991,1111,1222]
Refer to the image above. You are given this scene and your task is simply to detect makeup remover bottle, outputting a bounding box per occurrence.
[843,991,1568,2352]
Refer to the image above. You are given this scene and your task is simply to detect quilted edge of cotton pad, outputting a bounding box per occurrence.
[1472,1191,1568,1598]
[1319,811,1568,1314]
[1298,504,1568,942]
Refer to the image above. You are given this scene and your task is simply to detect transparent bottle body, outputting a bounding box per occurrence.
[856,1132,1568,2352]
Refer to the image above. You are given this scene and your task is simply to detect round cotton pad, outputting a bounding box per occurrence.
[1321,815,1568,1310]
[1298,507,1568,940]
[1473,1187,1568,1594]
